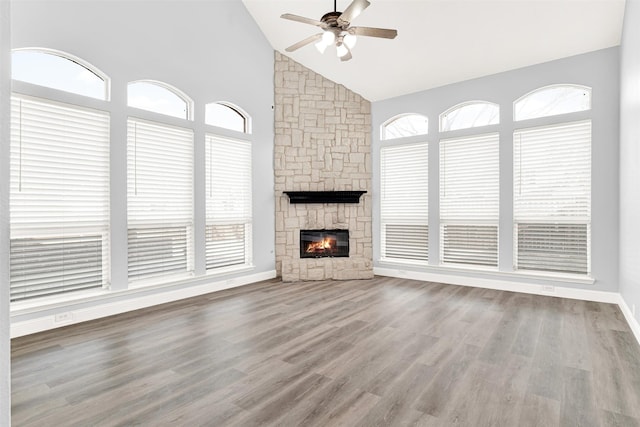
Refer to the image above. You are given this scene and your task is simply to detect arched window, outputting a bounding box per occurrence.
[440,101,499,132]
[205,102,250,133]
[514,84,591,121]
[381,114,428,140]
[127,80,192,120]
[11,48,109,100]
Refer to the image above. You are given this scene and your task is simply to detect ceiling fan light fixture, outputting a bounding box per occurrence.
[322,30,336,45]
[315,40,328,53]
[336,43,349,58]
[344,33,357,49]
[281,0,396,61]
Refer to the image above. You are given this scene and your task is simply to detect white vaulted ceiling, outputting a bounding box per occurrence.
[242,0,626,102]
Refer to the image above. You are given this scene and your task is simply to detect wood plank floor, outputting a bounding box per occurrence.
[11,276,640,426]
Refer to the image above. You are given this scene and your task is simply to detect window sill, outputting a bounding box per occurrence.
[379,257,429,267]
[506,269,594,285]
[10,288,112,314]
[128,272,196,290]
[377,259,595,285]
[10,288,114,316]
[10,265,256,316]
[205,264,255,277]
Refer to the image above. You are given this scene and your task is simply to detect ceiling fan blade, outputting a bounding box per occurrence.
[281,13,327,28]
[350,26,398,39]
[337,0,370,26]
[285,33,323,52]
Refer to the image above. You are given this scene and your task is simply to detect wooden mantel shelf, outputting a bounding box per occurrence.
[283,191,367,204]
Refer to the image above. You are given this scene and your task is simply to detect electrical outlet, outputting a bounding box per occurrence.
[54,312,73,323]
[541,285,555,293]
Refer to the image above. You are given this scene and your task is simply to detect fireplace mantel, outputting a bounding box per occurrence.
[284,191,367,204]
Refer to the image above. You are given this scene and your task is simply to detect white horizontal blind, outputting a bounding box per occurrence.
[127,118,194,281]
[380,143,428,262]
[10,95,110,301]
[514,120,591,275]
[440,133,499,267]
[206,135,252,270]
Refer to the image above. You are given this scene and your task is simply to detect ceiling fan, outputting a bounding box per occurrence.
[281,0,398,61]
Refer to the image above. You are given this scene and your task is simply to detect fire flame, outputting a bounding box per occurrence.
[306,237,334,253]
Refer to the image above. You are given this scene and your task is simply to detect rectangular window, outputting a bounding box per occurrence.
[514,120,591,275]
[127,118,194,282]
[205,135,252,270]
[440,133,499,267]
[380,143,428,262]
[10,95,110,301]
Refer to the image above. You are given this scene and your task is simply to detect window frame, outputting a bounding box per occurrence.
[11,47,111,101]
[439,100,500,132]
[126,117,195,285]
[380,141,429,264]
[513,84,592,122]
[205,134,253,271]
[205,101,252,134]
[513,119,592,277]
[381,113,429,141]
[439,132,500,269]
[9,94,112,302]
[127,79,194,121]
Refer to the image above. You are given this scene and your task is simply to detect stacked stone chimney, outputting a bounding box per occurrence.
[274,52,373,281]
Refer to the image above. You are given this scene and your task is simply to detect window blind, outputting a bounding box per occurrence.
[10,95,110,301]
[514,120,591,275]
[205,135,252,270]
[440,133,499,267]
[380,143,428,262]
[127,118,194,281]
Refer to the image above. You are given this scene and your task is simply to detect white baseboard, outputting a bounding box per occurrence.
[11,270,276,338]
[374,267,619,303]
[616,295,640,346]
[375,267,640,347]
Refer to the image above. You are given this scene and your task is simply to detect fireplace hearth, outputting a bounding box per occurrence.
[300,229,349,258]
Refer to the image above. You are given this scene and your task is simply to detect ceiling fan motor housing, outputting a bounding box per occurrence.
[321,11,347,29]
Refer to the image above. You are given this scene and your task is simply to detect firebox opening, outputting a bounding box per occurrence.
[300,229,349,258]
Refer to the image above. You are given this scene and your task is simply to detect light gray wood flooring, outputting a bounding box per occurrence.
[11,277,640,426]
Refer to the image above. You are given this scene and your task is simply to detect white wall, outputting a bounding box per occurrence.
[1,0,11,421]
[9,1,275,331]
[372,48,620,293]
[620,0,640,322]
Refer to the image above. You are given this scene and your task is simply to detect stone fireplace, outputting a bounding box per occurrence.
[274,52,373,281]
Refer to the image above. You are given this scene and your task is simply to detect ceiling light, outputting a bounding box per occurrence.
[315,40,328,54]
[336,44,349,58]
[344,33,357,49]
[316,30,335,53]
[322,30,335,45]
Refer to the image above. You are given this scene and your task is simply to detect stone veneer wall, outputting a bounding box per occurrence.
[274,52,373,281]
